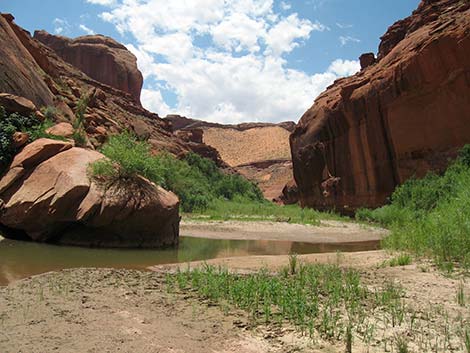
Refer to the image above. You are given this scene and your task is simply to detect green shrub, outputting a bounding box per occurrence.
[91,132,265,212]
[0,106,43,171]
[360,145,470,269]
[41,106,58,120]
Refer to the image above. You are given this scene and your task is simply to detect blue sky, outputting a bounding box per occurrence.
[2,0,419,123]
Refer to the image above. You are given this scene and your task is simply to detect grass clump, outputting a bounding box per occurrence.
[387,253,412,267]
[356,145,470,269]
[90,132,265,212]
[457,281,466,307]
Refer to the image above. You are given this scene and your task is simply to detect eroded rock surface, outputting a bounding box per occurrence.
[0,139,180,248]
[167,115,296,202]
[34,31,143,104]
[290,0,470,212]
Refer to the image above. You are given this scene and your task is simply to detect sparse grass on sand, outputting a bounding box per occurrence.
[167,257,470,352]
[184,199,346,226]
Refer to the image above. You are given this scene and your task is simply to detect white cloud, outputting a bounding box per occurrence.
[211,12,266,53]
[280,1,291,10]
[53,18,70,35]
[79,24,95,35]
[264,14,320,56]
[339,35,360,46]
[141,88,171,117]
[327,59,360,77]
[336,22,353,29]
[98,0,358,123]
[86,0,116,5]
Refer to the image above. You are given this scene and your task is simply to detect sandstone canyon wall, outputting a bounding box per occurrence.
[290,0,470,212]
[34,31,143,104]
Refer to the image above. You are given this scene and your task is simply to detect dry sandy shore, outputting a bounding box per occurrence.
[1,222,469,353]
[180,219,388,243]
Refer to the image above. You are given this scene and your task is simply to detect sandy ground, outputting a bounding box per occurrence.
[1,222,469,353]
[180,220,388,243]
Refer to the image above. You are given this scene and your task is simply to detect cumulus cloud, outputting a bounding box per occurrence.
[95,0,358,123]
[79,24,95,35]
[141,89,171,117]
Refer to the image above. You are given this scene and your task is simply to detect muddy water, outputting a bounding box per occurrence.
[0,236,380,286]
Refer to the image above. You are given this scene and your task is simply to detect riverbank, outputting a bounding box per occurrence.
[180,219,387,243]
[1,249,469,352]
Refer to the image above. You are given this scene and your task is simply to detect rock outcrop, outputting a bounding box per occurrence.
[0,14,217,161]
[167,115,296,201]
[0,139,180,248]
[290,0,470,212]
[34,31,143,104]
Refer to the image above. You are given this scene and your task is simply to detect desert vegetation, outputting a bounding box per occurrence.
[91,132,264,212]
[91,132,346,222]
[0,105,61,171]
[166,257,470,352]
[357,145,470,270]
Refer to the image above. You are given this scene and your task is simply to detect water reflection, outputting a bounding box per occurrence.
[0,236,379,286]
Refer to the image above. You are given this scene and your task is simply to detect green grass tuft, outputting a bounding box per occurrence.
[388,253,412,267]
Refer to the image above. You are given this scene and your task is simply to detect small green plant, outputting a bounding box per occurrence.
[388,253,412,267]
[72,94,89,146]
[457,281,466,307]
[394,335,409,353]
[465,327,470,353]
[345,323,353,353]
[41,105,58,120]
[288,253,298,275]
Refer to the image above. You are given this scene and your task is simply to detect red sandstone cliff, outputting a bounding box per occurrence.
[34,30,143,104]
[290,0,470,212]
[0,14,222,162]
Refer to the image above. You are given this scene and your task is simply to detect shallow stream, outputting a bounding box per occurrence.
[0,235,380,286]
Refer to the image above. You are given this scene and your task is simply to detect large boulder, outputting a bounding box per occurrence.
[34,31,143,104]
[0,138,180,247]
[290,0,470,213]
[0,93,37,115]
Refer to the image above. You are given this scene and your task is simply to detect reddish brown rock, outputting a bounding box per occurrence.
[0,93,37,115]
[359,53,376,70]
[290,0,470,213]
[11,132,29,149]
[0,138,180,248]
[34,30,143,104]
[0,16,54,108]
[46,122,74,138]
[279,179,299,205]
